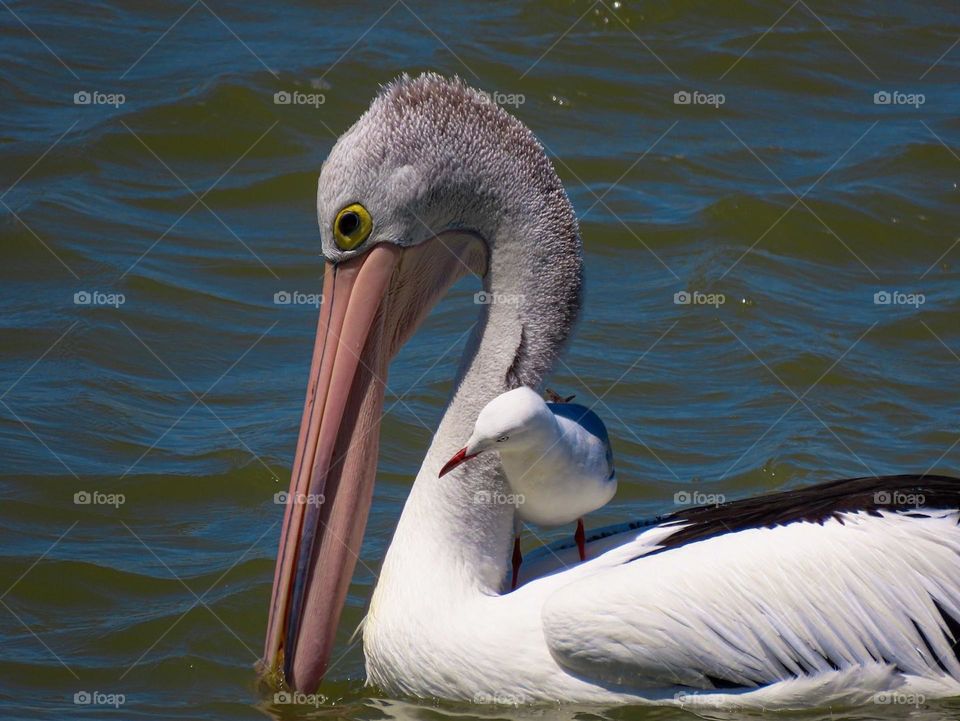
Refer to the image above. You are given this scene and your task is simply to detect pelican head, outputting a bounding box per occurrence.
[265,73,583,692]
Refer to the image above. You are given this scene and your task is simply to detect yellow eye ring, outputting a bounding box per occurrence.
[333,203,373,250]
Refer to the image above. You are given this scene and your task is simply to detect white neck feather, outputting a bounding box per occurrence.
[365,106,583,640]
[373,250,529,610]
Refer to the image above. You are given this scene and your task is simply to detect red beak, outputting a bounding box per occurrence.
[438,447,479,477]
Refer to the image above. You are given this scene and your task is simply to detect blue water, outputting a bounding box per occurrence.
[1,1,960,719]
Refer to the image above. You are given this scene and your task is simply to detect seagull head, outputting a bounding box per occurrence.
[439,386,553,477]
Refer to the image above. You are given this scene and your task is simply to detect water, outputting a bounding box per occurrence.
[1,1,959,719]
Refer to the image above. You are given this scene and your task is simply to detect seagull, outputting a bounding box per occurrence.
[263,73,960,708]
[438,385,616,590]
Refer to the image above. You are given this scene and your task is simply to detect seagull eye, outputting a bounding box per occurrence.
[497,435,509,443]
[334,203,373,250]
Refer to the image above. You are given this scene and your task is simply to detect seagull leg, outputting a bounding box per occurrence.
[575,518,586,562]
[511,535,522,590]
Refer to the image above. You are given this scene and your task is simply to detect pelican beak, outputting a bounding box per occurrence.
[263,234,485,693]
[438,447,480,477]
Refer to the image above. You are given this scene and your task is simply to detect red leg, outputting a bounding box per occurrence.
[575,518,586,562]
[511,535,522,590]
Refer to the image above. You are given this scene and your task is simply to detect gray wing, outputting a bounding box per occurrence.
[547,402,614,477]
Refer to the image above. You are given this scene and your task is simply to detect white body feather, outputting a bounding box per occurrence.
[365,504,960,707]
[461,386,617,526]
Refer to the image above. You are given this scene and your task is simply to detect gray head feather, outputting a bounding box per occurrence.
[317,73,583,387]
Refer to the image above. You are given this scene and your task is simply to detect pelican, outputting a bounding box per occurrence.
[438,385,616,589]
[264,73,960,708]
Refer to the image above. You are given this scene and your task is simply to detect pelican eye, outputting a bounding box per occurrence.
[497,435,509,443]
[334,203,372,250]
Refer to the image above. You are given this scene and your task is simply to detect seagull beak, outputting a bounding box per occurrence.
[439,446,480,477]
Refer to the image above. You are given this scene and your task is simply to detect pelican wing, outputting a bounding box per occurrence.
[543,502,960,691]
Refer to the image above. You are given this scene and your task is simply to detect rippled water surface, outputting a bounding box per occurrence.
[2,1,960,719]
